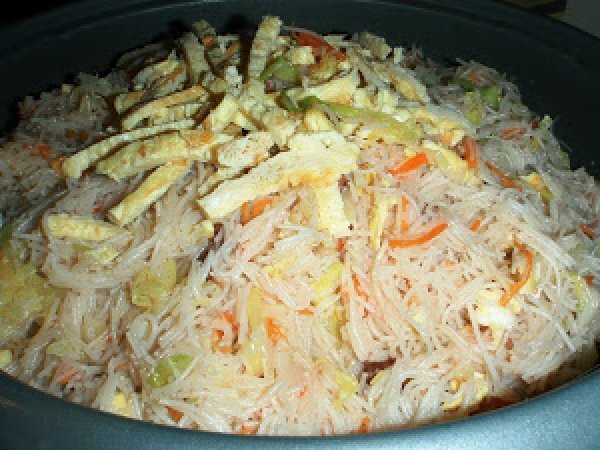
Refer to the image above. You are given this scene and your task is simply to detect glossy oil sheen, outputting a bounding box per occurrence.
[0,1,599,449]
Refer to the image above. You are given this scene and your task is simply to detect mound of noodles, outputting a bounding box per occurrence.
[0,16,599,435]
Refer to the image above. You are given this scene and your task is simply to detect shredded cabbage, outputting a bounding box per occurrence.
[148,354,193,388]
[131,258,177,312]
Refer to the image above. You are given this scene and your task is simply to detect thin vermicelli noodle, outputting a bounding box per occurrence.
[0,15,599,435]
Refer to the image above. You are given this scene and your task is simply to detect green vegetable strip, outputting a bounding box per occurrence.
[280,90,302,112]
[147,354,193,388]
[259,56,299,84]
[0,224,13,249]
[453,77,475,91]
[480,86,501,109]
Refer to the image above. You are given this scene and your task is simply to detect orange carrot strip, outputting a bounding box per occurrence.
[266,318,284,343]
[401,196,410,232]
[219,311,237,329]
[241,202,253,224]
[241,197,274,224]
[31,144,53,160]
[463,136,480,169]
[252,197,274,218]
[240,425,259,435]
[359,417,371,433]
[465,71,481,85]
[218,345,233,354]
[210,275,227,289]
[201,35,215,48]
[500,127,526,140]
[580,223,597,239]
[388,152,428,176]
[336,238,345,252]
[353,274,368,300]
[298,308,314,316]
[214,329,225,341]
[485,162,522,192]
[470,218,482,232]
[54,364,77,385]
[166,406,183,422]
[298,384,309,398]
[499,241,533,307]
[291,31,346,60]
[389,223,448,248]
[38,144,52,157]
[57,372,75,385]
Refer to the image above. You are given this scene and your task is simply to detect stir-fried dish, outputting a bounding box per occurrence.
[0,16,599,434]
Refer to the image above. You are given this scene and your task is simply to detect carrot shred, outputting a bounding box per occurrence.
[31,144,53,160]
[219,311,237,328]
[470,218,482,232]
[291,31,346,60]
[400,196,410,232]
[580,223,597,239]
[201,35,215,48]
[241,197,274,224]
[485,161,522,192]
[358,417,371,433]
[584,275,594,286]
[214,329,225,341]
[298,308,314,316]
[298,383,309,398]
[500,127,526,140]
[389,223,448,248]
[499,241,533,307]
[465,71,481,86]
[463,136,480,169]
[54,364,77,385]
[92,202,103,214]
[218,345,233,354]
[388,152,428,176]
[336,238,345,252]
[166,406,183,422]
[241,202,253,224]
[57,372,75,385]
[253,197,273,217]
[240,425,259,435]
[266,317,284,343]
[353,274,369,300]
[210,275,227,288]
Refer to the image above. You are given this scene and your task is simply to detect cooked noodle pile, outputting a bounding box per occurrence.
[1,16,599,435]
